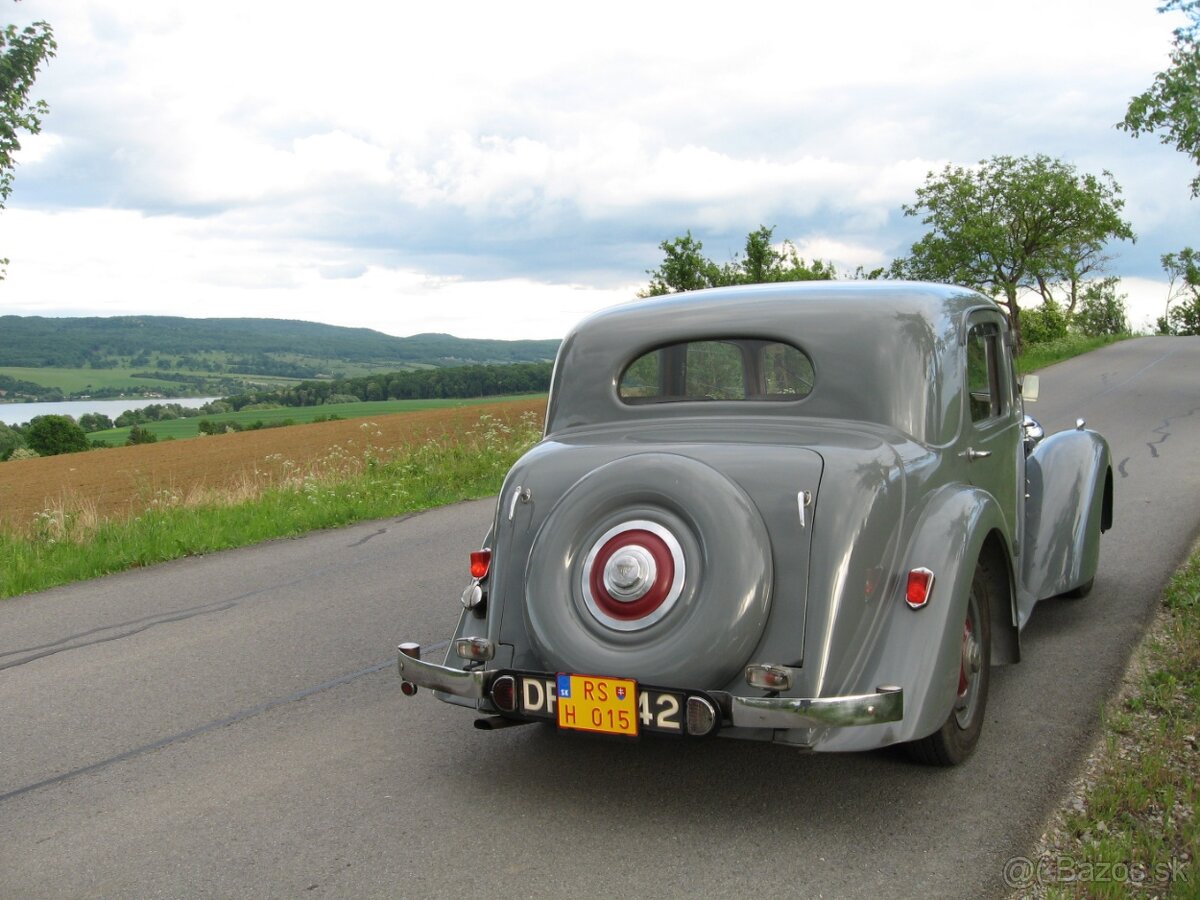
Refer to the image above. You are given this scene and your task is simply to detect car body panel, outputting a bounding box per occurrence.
[1021,428,1113,616]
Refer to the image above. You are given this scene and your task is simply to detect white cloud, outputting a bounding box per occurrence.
[0,208,626,339]
[0,0,1196,341]
[1121,276,1173,332]
[13,132,63,165]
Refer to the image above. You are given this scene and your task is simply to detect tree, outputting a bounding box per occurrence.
[640,232,725,296]
[1032,237,1114,315]
[640,226,835,297]
[1121,1,1200,195]
[78,412,114,433]
[1072,277,1131,336]
[24,414,89,455]
[0,419,23,459]
[891,154,1134,348]
[0,4,56,274]
[1159,248,1200,334]
[719,226,837,285]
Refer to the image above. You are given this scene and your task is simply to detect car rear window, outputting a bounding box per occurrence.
[619,339,814,403]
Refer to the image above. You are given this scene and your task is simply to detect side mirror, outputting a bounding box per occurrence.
[1020,374,1039,403]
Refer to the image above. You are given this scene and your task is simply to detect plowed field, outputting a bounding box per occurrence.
[0,398,545,533]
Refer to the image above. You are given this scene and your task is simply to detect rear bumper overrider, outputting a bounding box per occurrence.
[397,642,904,731]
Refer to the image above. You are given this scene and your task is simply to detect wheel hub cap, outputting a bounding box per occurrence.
[603,546,656,601]
[581,521,685,632]
[958,619,975,699]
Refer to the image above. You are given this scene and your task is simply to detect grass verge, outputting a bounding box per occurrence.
[1018,548,1199,898]
[0,411,542,600]
[1016,334,1132,374]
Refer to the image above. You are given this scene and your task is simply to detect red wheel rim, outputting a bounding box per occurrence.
[580,520,686,631]
[588,529,674,621]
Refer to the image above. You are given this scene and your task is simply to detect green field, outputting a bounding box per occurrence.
[88,394,547,445]
[0,366,208,394]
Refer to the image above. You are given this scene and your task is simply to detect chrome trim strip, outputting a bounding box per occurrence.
[796,490,811,528]
[729,685,903,729]
[396,647,489,699]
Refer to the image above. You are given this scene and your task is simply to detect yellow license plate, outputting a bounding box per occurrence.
[555,673,638,736]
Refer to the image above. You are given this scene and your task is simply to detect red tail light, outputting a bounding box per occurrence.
[470,549,492,580]
[491,675,517,712]
[905,567,935,609]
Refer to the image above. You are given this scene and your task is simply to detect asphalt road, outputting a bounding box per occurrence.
[1,336,1198,899]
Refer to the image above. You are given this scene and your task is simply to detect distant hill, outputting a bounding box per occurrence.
[0,316,561,372]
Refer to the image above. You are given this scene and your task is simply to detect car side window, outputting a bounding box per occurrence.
[966,322,1004,422]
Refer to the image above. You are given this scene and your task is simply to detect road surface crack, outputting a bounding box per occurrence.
[0,574,327,671]
[348,527,388,547]
[0,601,236,671]
[1145,406,1199,460]
[0,641,449,805]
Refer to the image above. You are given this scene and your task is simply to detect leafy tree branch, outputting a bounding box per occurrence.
[0,1,56,275]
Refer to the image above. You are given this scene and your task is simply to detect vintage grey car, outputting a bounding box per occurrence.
[397,282,1112,765]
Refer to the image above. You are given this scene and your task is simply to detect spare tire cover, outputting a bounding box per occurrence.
[524,452,773,688]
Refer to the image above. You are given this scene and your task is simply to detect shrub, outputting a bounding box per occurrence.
[0,421,24,459]
[127,425,158,445]
[1021,299,1070,344]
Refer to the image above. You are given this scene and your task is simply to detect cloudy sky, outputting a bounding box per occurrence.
[1,0,1197,339]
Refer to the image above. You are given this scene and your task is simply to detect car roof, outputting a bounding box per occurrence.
[545,281,1005,443]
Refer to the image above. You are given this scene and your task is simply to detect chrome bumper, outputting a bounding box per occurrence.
[397,643,489,698]
[398,642,903,731]
[727,685,903,730]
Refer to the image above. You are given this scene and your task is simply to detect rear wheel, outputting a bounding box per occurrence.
[1063,577,1094,599]
[907,559,993,766]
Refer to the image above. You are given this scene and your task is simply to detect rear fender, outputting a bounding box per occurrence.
[1022,429,1112,604]
[816,484,1011,749]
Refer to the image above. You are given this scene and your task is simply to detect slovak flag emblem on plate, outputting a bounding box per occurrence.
[616,686,627,701]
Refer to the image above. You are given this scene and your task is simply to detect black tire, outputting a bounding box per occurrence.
[907,558,993,766]
[1063,577,1094,599]
[524,452,773,688]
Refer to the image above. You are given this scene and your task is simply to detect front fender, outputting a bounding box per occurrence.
[808,483,1011,751]
[1022,429,1112,604]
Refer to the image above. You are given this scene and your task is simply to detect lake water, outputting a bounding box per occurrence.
[0,398,221,427]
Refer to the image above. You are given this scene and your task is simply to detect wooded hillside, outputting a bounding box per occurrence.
[0,315,560,373]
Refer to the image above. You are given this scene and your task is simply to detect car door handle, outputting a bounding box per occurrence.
[960,447,992,461]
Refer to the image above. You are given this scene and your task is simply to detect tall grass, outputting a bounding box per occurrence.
[1031,550,1199,898]
[0,411,542,599]
[1017,334,1131,374]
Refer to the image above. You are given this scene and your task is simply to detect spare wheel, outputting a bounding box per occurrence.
[524,452,773,687]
